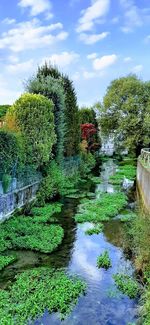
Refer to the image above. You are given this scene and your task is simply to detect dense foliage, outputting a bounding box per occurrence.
[30,63,80,158]
[75,192,127,223]
[79,106,100,152]
[0,129,24,179]
[99,75,150,156]
[0,105,10,119]
[27,74,65,163]
[0,209,64,253]
[97,250,111,269]
[6,93,56,168]
[0,267,86,324]
[113,274,139,298]
[0,255,16,271]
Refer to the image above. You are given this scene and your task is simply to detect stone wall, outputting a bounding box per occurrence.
[0,181,40,222]
[137,160,150,212]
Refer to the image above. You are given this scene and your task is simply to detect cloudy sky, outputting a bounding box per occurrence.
[0,0,150,106]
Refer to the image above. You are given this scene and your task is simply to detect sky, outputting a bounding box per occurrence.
[0,0,150,106]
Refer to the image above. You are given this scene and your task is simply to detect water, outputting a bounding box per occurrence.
[0,159,139,324]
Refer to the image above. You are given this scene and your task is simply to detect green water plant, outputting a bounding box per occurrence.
[0,267,86,324]
[113,273,139,299]
[0,255,17,271]
[85,223,104,235]
[31,202,62,223]
[75,192,127,223]
[109,164,136,185]
[97,250,111,269]
[0,215,64,254]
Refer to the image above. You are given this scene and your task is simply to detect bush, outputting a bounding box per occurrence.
[5,93,56,168]
[2,174,11,193]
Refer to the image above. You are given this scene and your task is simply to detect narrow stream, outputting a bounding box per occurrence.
[0,159,139,325]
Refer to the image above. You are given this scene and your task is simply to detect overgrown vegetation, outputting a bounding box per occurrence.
[0,255,17,271]
[109,164,136,185]
[75,192,127,223]
[0,211,64,253]
[0,267,86,324]
[85,223,104,235]
[113,273,139,298]
[97,250,111,269]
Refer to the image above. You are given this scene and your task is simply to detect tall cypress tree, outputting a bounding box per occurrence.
[34,63,80,157]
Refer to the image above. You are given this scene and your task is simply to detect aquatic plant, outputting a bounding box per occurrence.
[0,216,64,254]
[0,267,86,324]
[75,192,127,223]
[0,255,17,271]
[31,202,62,223]
[113,273,139,298]
[109,164,136,185]
[97,250,111,269]
[85,223,104,235]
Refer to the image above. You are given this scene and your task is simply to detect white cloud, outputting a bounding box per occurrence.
[6,59,34,74]
[72,71,80,81]
[83,70,96,79]
[76,0,110,33]
[87,53,98,60]
[8,55,19,63]
[93,54,118,70]
[41,51,79,68]
[120,0,143,33]
[0,75,21,104]
[0,19,68,52]
[79,31,109,44]
[18,0,52,16]
[132,64,143,73]
[124,56,132,62]
[2,18,16,25]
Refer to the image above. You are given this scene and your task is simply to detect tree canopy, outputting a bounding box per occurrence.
[5,93,56,168]
[99,75,150,156]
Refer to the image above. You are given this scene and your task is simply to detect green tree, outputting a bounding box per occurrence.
[34,63,80,157]
[99,75,150,156]
[6,93,56,168]
[26,75,65,163]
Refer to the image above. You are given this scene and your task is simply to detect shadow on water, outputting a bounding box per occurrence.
[1,159,139,324]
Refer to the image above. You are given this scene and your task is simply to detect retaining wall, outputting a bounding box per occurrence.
[0,181,40,222]
[137,160,150,212]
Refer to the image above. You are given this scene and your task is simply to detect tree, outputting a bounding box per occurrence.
[26,75,65,164]
[5,93,56,168]
[79,106,101,152]
[32,63,80,158]
[99,75,150,156]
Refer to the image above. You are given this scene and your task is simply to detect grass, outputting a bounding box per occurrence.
[75,192,127,223]
[88,176,102,184]
[85,223,104,235]
[0,215,64,254]
[0,267,86,324]
[109,164,136,185]
[113,273,139,298]
[97,250,111,269]
[0,255,17,271]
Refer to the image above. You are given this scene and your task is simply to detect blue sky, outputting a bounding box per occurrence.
[0,0,150,106]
